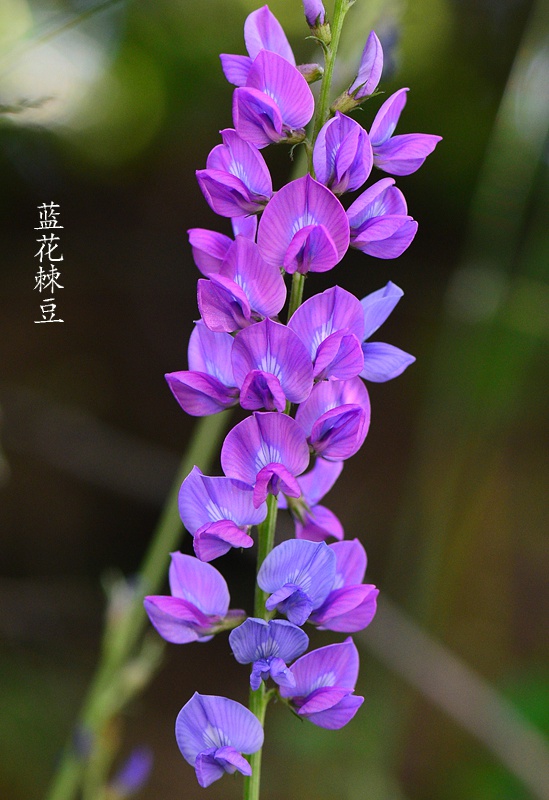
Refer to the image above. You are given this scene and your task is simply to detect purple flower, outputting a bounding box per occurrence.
[232,318,314,411]
[370,88,442,176]
[360,282,416,381]
[346,177,418,259]
[176,693,264,787]
[196,129,272,217]
[110,747,153,797]
[229,617,309,690]
[221,411,310,507]
[233,51,315,148]
[349,31,383,100]
[279,457,344,541]
[313,112,373,195]
[188,216,257,277]
[257,175,350,274]
[197,235,286,333]
[144,552,244,643]
[179,467,267,561]
[303,0,326,27]
[220,5,296,87]
[257,539,336,625]
[165,322,239,417]
[295,377,371,461]
[288,285,365,381]
[279,638,364,729]
[309,539,379,631]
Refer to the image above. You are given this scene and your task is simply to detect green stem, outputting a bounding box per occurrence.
[46,411,232,800]
[253,494,279,616]
[310,0,354,165]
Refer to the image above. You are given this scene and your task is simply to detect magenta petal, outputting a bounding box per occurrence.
[355,218,418,259]
[257,539,336,612]
[220,53,253,86]
[196,169,262,217]
[232,318,313,405]
[284,638,360,696]
[360,281,404,339]
[309,404,369,460]
[187,322,235,386]
[168,551,230,616]
[244,5,295,64]
[314,112,373,194]
[284,224,339,274]
[165,370,238,416]
[188,228,232,276]
[361,341,416,381]
[346,178,405,233]
[254,463,301,507]
[258,175,349,271]
[222,236,287,320]
[295,503,344,542]
[295,377,371,442]
[143,596,211,644]
[331,538,367,585]
[349,30,383,99]
[210,129,273,200]
[232,215,257,240]
[306,693,364,729]
[312,585,379,632]
[194,521,254,562]
[374,132,442,175]
[239,371,287,411]
[232,87,284,148]
[369,87,409,146]
[197,275,252,332]
[297,458,343,505]
[303,0,326,26]
[314,332,364,380]
[246,51,314,131]
[297,686,350,716]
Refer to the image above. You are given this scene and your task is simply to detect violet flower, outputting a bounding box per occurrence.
[279,457,344,541]
[229,617,309,690]
[188,216,257,277]
[233,51,314,148]
[309,539,379,631]
[295,377,371,461]
[279,638,364,729]
[232,318,314,411]
[257,539,336,625]
[196,129,272,217]
[303,0,326,28]
[370,87,442,176]
[257,174,350,274]
[349,31,383,100]
[197,235,286,333]
[165,321,239,417]
[313,112,373,195]
[220,5,296,87]
[179,466,267,561]
[176,693,264,787]
[144,552,244,644]
[221,411,310,507]
[346,177,418,259]
[288,285,365,381]
[360,281,416,381]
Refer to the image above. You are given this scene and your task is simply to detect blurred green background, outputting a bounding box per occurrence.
[1,0,548,798]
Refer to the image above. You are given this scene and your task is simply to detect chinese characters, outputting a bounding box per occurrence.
[34,202,64,323]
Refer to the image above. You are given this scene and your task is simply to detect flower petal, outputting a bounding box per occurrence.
[369,87,408,146]
[168,551,230,616]
[361,341,416,381]
[220,53,253,86]
[244,5,295,64]
[165,371,238,416]
[304,693,364,729]
[193,521,254,562]
[374,132,442,176]
[143,596,210,644]
[349,30,383,99]
[297,457,344,506]
[246,51,314,131]
[188,228,232,276]
[257,539,336,612]
[295,503,344,542]
[360,281,404,339]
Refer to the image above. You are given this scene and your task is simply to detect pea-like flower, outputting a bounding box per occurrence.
[229,617,309,690]
[313,112,373,195]
[196,129,272,218]
[279,638,364,729]
[179,467,267,562]
[176,693,264,787]
[221,411,310,507]
[232,318,314,411]
[144,552,244,643]
[346,177,418,259]
[197,235,286,333]
[288,285,365,381]
[257,539,336,625]
[257,174,350,274]
[309,539,378,631]
[370,87,442,176]
[165,321,239,417]
[360,281,416,381]
[295,377,371,461]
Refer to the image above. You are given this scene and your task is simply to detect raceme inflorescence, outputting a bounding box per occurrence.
[144,2,440,795]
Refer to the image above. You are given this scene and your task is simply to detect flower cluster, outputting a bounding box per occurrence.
[145,2,439,791]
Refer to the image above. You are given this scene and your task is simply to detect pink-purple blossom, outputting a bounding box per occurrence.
[176,693,264,787]
[349,31,383,100]
[229,617,309,690]
[360,281,416,381]
[313,112,373,195]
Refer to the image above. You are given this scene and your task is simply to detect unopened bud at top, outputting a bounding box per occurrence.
[303,0,326,27]
[350,31,383,99]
